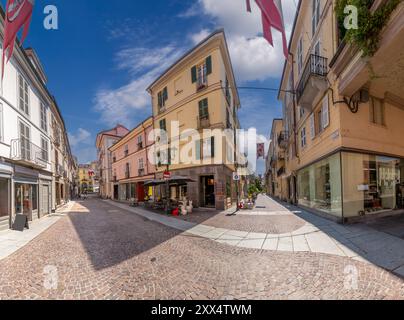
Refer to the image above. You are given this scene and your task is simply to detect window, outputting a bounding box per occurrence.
[370,97,385,126]
[159,119,167,131]
[310,114,315,139]
[301,127,307,148]
[18,74,29,115]
[195,140,201,161]
[124,145,129,156]
[226,108,231,129]
[157,87,168,111]
[322,95,330,128]
[125,163,130,178]
[297,37,303,74]
[317,109,323,133]
[137,135,143,148]
[312,0,321,36]
[138,158,144,170]
[19,121,31,160]
[40,137,49,162]
[40,103,47,132]
[203,137,215,159]
[191,55,212,88]
[198,98,209,119]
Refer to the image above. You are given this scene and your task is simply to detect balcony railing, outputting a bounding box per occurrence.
[10,139,47,168]
[56,164,65,177]
[138,168,145,176]
[296,54,328,104]
[137,142,143,149]
[197,115,210,129]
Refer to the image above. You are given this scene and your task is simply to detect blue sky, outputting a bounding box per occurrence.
[2,0,297,173]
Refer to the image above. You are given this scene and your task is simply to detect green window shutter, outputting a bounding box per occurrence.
[206,56,212,75]
[211,136,215,158]
[163,87,168,101]
[198,100,203,117]
[191,66,197,83]
[157,92,162,108]
[195,140,201,160]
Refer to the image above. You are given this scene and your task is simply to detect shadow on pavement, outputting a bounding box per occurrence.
[68,198,185,271]
[270,196,404,277]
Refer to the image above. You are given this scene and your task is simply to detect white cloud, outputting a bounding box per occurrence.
[93,46,184,127]
[68,128,92,147]
[190,29,211,45]
[194,0,297,82]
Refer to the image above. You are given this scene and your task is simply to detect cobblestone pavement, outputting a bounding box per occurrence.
[0,199,403,300]
[175,195,306,234]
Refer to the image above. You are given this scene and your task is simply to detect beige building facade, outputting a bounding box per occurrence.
[147,30,241,210]
[275,0,404,222]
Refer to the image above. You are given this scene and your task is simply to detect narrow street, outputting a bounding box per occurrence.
[0,197,403,300]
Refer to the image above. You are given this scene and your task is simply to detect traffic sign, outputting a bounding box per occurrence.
[163,171,171,180]
[233,172,240,181]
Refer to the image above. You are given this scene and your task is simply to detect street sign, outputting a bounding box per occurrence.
[163,171,171,180]
[233,172,240,181]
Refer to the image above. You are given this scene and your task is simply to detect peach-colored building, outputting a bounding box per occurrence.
[109,117,155,201]
[96,124,129,199]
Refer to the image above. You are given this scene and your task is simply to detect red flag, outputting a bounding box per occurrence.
[247,0,288,59]
[2,0,35,78]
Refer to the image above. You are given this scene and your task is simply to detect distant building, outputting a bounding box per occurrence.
[109,117,155,201]
[95,125,129,198]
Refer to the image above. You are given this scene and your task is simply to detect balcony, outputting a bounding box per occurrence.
[56,164,65,177]
[197,115,210,130]
[138,168,145,176]
[277,131,289,150]
[137,142,143,149]
[10,139,47,169]
[330,2,404,102]
[296,54,328,111]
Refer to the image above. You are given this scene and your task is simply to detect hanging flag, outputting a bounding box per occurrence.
[246,0,288,59]
[257,143,265,159]
[2,0,35,78]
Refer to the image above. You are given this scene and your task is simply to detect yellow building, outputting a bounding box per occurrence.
[78,165,94,193]
[276,0,404,222]
[147,29,241,210]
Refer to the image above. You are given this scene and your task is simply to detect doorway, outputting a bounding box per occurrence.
[200,176,215,208]
[113,185,119,200]
[15,183,38,221]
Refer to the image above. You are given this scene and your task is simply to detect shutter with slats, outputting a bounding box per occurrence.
[191,66,197,83]
[322,96,330,129]
[310,114,315,139]
[206,56,212,75]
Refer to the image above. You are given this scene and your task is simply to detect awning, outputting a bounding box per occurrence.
[14,177,39,185]
[144,176,196,187]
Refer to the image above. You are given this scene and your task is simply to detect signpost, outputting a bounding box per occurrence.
[163,171,171,215]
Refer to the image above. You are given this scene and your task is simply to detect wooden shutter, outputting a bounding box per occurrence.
[191,66,197,83]
[195,140,201,160]
[310,114,315,139]
[211,136,215,158]
[157,92,162,108]
[206,56,212,75]
[322,96,329,129]
[163,87,168,102]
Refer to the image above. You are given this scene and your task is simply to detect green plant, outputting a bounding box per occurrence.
[335,0,402,56]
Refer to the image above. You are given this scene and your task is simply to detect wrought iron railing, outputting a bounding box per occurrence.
[278,131,289,149]
[10,139,47,168]
[197,115,210,129]
[296,54,328,103]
